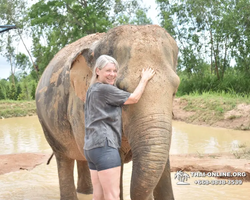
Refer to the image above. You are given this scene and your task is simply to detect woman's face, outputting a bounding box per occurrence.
[96,63,118,85]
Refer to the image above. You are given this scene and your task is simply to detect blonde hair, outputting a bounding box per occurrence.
[90,55,119,85]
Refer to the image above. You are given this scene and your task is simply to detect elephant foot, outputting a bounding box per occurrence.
[60,194,78,200]
[76,187,93,195]
[76,160,93,195]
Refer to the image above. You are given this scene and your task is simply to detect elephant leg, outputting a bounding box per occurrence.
[130,149,168,200]
[153,158,174,200]
[55,152,77,200]
[76,160,93,194]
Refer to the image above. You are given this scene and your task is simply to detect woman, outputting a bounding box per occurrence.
[84,55,155,200]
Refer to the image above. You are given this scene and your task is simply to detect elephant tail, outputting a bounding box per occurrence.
[47,153,54,165]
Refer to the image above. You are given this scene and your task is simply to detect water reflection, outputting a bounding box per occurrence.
[0,116,50,154]
[0,116,250,200]
[204,137,220,153]
[1,116,250,155]
[171,121,250,154]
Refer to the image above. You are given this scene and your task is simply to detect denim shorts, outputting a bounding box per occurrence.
[84,139,121,171]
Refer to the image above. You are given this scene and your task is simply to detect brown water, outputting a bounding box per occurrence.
[0,116,250,200]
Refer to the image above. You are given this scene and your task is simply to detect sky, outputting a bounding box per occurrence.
[0,0,160,79]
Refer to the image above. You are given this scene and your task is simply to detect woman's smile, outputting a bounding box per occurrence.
[96,63,118,85]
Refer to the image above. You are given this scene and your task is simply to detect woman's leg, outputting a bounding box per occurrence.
[98,166,121,200]
[86,140,121,200]
[90,169,105,200]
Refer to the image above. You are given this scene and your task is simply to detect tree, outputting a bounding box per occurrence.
[18,79,29,100]
[15,53,31,74]
[156,0,236,80]
[0,85,5,100]
[5,35,16,86]
[31,83,36,100]
[130,9,153,25]
[28,0,114,74]
[113,0,152,25]
[0,0,37,76]
[227,0,250,75]
[3,44,31,88]
[0,79,8,99]
[16,84,22,100]
[29,0,152,75]
[155,0,176,36]
[8,83,17,100]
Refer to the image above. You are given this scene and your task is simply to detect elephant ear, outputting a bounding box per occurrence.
[67,33,105,154]
[69,33,105,102]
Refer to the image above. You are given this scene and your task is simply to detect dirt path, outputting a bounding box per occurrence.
[0,153,51,175]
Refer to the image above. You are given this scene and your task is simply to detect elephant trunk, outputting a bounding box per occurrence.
[126,113,172,199]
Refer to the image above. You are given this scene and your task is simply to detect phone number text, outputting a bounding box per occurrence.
[194,180,243,185]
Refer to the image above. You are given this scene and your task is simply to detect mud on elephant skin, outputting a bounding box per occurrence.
[35,24,180,200]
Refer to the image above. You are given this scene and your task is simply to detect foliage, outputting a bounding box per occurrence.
[156,0,250,80]
[0,0,153,101]
[16,84,22,99]
[28,0,152,75]
[156,0,250,97]
[1,0,250,100]
[7,83,17,100]
[113,0,152,25]
[0,86,5,100]
[177,70,250,96]
[227,0,250,74]
[31,83,36,100]
[0,0,32,67]
[0,73,36,101]
[0,79,8,100]
[0,0,35,95]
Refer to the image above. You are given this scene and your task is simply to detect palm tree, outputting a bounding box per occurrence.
[175,170,190,185]
[182,173,190,182]
[174,170,184,182]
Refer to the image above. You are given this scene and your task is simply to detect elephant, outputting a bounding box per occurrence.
[35,24,180,200]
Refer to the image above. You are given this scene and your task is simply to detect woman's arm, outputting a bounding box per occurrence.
[124,68,155,105]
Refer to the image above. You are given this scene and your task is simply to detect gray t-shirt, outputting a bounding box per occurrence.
[84,82,131,150]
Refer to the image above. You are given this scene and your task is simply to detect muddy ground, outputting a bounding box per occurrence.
[1,98,249,182]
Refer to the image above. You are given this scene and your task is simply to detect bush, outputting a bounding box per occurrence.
[177,71,250,97]
[0,86,5,100]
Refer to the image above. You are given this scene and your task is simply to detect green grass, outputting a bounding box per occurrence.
[177,91,250,125]
[0,100,36,118]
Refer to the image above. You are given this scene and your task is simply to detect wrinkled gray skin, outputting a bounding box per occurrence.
[36,25,180,200]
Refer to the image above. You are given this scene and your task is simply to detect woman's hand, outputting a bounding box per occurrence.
[124,67,156,105]
[141,67,156,82]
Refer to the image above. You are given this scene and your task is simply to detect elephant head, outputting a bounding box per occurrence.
[36,25,179,200]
